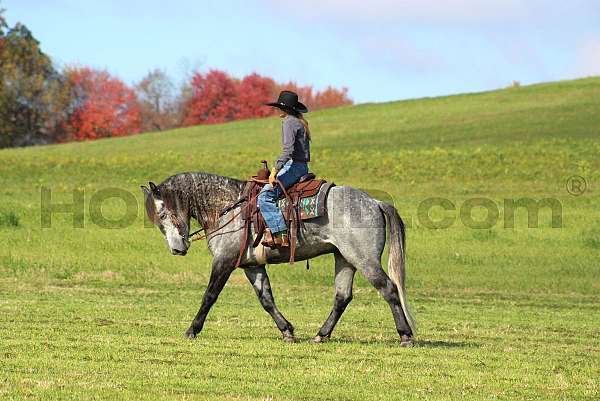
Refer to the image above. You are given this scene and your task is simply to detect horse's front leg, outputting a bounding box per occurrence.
[184,259,234,339]
[244,265,296,342]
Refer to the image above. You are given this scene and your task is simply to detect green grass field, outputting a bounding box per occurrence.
[1,77,599,400]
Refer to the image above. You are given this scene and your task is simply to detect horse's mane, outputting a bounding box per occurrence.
[158,172,246,229]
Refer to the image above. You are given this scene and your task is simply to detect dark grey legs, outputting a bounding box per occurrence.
[244,265,296,342]
[184,260,235,338]
[314,253,356,342]
[183,253,411,346]
[184,261,295,342]
[325,248,413,346]
[358,261,413,345]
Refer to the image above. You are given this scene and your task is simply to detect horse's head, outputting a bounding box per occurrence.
[142,182,190,256]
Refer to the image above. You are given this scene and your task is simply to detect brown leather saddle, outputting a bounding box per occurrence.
[234,161,334,266]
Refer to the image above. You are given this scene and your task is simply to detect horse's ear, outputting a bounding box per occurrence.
[149,182,159,195]
[141,185,151,197]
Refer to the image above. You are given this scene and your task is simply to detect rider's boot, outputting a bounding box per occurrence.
[261,229,276,248]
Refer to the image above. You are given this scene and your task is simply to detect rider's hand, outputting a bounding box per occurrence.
[269,167,278,186]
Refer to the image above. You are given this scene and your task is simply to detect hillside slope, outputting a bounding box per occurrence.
[0,77,599,401]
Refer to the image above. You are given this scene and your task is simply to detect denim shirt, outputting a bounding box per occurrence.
[275,115,311,170]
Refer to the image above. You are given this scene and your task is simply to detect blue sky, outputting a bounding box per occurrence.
[4,0,600,103]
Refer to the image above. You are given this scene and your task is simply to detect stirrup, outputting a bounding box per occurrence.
[275,233,289,247]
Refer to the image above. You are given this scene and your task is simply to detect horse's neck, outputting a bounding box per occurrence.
[169,172,245,230]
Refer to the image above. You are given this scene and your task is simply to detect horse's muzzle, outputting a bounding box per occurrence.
[171,248,188,256]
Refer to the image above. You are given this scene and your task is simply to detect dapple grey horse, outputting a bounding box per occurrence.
[142,172,415,345]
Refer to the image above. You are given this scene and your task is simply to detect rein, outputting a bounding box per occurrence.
[189,207,244,242]
[189,187,263,243]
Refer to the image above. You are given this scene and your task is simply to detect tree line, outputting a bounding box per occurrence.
[0,9,352,148]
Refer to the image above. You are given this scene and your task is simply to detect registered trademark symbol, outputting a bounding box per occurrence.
[566,176,587,196]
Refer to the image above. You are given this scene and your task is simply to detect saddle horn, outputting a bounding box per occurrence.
[257,160,270,180]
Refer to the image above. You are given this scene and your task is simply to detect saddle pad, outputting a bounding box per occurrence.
[277,181,334,220]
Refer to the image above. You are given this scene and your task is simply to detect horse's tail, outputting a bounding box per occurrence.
[378,202,416,334]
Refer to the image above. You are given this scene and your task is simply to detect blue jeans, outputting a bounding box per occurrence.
[257,160,308,234]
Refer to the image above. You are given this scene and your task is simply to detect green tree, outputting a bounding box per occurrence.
[0,3,5,33]
[0,20,71,147]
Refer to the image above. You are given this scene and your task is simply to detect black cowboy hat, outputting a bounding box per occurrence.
[266,90,308,114]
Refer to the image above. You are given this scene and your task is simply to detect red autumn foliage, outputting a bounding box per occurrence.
[313,86,353,109]
[182,70,353,126]
[65,67,141,140]
[235,73,277,119]
[183,69,240,125]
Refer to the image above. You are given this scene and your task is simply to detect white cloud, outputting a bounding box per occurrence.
[575,39,600,77]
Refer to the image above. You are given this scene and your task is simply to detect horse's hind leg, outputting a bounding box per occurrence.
[314,252,356,343]
[360,261,413,345]
[341,249,412,345]
[244,265,296,342]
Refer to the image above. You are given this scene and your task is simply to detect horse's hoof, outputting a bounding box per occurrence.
[282,331,296,343]
[281,329,296,343]
[183,328,197,339]
[313,335,329,343]
[400,335,413,347]
[282,335,296,343]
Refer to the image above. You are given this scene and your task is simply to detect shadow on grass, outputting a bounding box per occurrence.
[297,337,480,348]
[193,333,481,348]
[415,339,480,348]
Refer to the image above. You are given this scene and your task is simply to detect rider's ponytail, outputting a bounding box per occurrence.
[298,114,311,141]
[284,109,311,141]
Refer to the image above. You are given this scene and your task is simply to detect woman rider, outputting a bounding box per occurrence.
[258,90,311,248]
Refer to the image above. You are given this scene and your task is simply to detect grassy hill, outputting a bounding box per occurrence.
[1,77,599,400]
